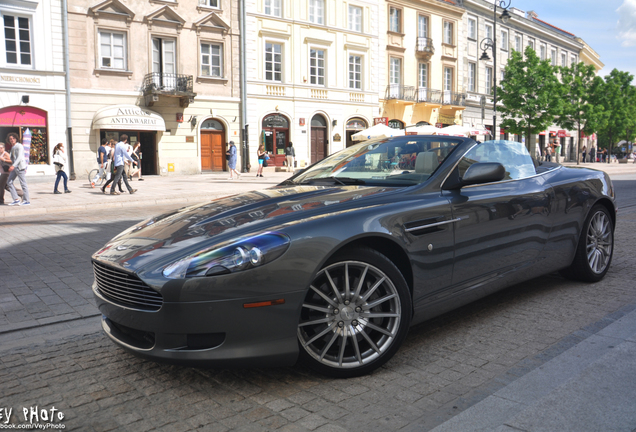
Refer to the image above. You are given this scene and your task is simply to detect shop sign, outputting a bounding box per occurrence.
[388,120,404,129]
[263,114,289,128]
[435,122,443,128]
[299,118,305,126]
[0,106,47,127]
[347,119,366,129]
[0,74,41,85]
[558,130,567,138]
[374,117,388,126]
[539,130,547,135]
[333,133,341,142]
[92,104,165,131]
[438,114,456,125]
[185,136,194,142]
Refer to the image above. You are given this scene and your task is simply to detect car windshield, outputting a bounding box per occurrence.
[292,136,463,186]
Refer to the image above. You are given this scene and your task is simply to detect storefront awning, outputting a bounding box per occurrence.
[92,104,165,131]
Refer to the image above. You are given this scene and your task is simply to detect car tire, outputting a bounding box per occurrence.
[297,247,412,378]
[560,204,614,282]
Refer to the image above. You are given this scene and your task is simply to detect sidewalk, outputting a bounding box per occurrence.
[4,162,633,218]
[0,168,294,218]
[561,160,636,176]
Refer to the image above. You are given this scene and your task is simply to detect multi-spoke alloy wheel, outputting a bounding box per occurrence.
[561,204,614,282]
[298,247,411,377]
[586,210,613,274]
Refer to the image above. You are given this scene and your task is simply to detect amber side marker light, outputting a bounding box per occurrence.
[243,299,285,308]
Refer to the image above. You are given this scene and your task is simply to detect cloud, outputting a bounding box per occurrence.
[617,0,636,46]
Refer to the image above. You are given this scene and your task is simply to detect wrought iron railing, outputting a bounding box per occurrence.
[142,73,194,95]
[416,88,442,104]
[385,85,415,101]
[441,91,466,106]
[416,37,434,55]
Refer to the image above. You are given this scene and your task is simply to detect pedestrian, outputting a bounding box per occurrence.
[285,142,295,172]
[256,144,266,177]
[589,146,596,163]
[226,141,241,180]
[0,142,11,205]
[582,145,587,163]
[91,138,109,187]
[101,140,125,193]
[52,143,72,194]
[5,132,31,206]
[554,140,561,164]
[130,143,143,181]
[124,140,134,181]
[106,134,136,195]
[545,144,552,162]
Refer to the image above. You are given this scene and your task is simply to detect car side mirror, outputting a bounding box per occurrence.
[461,162,506,186]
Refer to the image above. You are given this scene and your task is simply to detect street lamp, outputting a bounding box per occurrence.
[479,0,512,139]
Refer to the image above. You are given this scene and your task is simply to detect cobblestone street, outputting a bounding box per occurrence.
[1,174,636,431]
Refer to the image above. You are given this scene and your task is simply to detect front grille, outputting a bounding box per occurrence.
[93,261,163,311]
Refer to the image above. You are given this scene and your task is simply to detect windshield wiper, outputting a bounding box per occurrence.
[297,177,367,185]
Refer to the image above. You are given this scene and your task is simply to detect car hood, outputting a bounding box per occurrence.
[92,184,398,272]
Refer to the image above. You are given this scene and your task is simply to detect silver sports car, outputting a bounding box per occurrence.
[92,137,615,377]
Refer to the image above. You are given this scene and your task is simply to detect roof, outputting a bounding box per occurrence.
[531,17,577,38]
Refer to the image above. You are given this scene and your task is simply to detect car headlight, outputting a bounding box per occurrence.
[162,232,290,279]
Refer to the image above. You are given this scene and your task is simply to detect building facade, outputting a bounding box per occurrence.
[379,0,466,130]
[245,0,380,170]
[67,0,241,176]
[461,0,589,160]
[0,0,68,176]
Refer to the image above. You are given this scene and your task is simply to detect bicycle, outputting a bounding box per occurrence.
[88,166,108,188]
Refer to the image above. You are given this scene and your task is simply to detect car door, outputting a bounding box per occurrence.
[445,141,553,290]
[399,192,456,312]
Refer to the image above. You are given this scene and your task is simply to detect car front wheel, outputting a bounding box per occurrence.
[561,204,614,282]
[297,247,411,378]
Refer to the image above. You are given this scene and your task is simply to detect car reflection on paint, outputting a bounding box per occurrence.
[92,137,616,378]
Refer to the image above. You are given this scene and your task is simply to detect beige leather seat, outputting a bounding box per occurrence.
[415,151,438,175]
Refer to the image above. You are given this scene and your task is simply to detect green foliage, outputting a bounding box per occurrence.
[555,62,605,163]
[594,69,635,159]
[497,46,562,146]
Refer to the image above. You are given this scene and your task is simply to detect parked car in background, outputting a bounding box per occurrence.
[92,137,616,377]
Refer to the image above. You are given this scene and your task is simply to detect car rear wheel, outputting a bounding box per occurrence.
[297,247,411,378]
[561,204,614,282]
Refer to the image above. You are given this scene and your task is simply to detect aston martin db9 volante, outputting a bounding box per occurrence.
[92,137,616,377]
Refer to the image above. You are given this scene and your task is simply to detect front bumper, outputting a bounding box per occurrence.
[94,281,305,368]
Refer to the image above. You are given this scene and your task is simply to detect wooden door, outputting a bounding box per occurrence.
[311,127,326,164]
[201,131,225,171]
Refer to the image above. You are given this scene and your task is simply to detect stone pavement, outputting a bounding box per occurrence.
[0,168,294,218]
[1,170,635,431]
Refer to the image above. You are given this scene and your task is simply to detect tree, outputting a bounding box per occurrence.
[555,62,604,164]
[594,69,635,163]
[497,46,562,157]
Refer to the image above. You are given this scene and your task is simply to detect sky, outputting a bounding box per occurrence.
[509,0,636,78]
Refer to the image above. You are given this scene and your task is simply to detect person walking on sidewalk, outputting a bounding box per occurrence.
[0,142,11,205]
[101,140,125,194]
[130,143,143,181]
[91,138,108,187]
[52,143,72,194]
[285,142,295,172]
[108,134,137,195]
[226,141,241,180]
[5,132,30,206]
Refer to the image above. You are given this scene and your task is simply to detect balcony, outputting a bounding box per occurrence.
[442,91,466,107]
[142,73,197,108]
[385,85,415,103]
[416,88,442,105]
[416,37,435,60]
